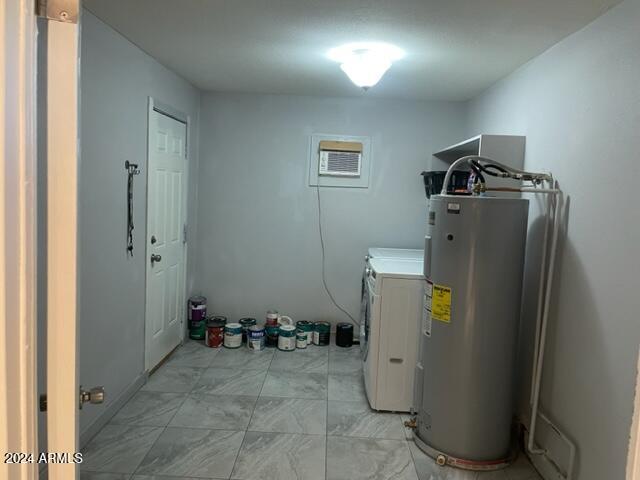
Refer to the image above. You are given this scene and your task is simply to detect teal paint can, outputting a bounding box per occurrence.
[223,323,243,348]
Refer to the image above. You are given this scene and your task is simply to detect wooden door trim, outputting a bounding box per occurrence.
[144,97,190,372]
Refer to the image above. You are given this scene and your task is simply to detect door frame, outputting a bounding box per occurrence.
[45,13,80,480]
[0,0,39,478]
[144,97,190,371]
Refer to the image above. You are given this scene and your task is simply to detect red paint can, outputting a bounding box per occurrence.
[205,317,226,348]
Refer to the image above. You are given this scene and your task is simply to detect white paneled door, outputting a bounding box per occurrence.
[145,105,188,370]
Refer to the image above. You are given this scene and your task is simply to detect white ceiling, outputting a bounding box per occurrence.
[84,0,620,101]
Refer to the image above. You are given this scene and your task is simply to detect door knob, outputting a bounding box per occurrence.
[79,386,105,410]
[151,254,162,264]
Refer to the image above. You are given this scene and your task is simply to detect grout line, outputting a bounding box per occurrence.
[131,349,207,477]
[325,370,330,480]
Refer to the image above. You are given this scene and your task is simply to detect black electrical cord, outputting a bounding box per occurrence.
[316,184,359,325]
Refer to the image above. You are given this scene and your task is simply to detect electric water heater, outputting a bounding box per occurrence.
[414,194,529,465]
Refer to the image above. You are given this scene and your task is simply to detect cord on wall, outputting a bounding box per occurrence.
[315,184,359,326]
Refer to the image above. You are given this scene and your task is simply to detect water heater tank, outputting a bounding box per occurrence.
[414,195,529,465]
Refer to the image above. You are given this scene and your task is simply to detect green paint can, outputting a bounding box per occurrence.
[189,320,206,340]
[312,321,331,346]
[265,326,279,348]
[296,320,312,349]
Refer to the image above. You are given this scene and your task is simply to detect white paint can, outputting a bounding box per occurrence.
[223,323,243,349]
[277,325,296,351]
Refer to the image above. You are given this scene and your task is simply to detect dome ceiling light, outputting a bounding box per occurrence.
[327,42,405,90]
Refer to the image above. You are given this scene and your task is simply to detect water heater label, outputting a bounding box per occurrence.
[447,203,461,214]
[432,284,452,323]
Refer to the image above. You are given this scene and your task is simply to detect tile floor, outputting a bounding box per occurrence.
[81,340,543,480]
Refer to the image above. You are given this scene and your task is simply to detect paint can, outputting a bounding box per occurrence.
[205,317,226,348]
[265,326,279,348]
[312,321,331,346]
[277,325,296,351]
[266,310,279,327]
[296,320,313,348]
[247,325,266,351]
[223,323,243,348]
[277,315,294,326]
[188,296,207,322]
[239,317,257,343]
[189,320,206,340]
[296,332,308,349]
[336,323,354,348]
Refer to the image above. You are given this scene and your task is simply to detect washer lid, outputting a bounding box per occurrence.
[369,258,424,278]
[367,247,424,261]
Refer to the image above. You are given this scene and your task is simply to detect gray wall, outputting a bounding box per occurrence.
[195,93,466,325]
[466,0,640,477]
[78,11,200,437]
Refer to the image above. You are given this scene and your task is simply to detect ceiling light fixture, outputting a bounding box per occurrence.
[328,42,405,90]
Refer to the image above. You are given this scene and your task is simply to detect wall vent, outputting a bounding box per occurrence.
[318,140,362,177]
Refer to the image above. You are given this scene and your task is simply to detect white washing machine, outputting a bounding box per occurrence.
[361,257,423,412]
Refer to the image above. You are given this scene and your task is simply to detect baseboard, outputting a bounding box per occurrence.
[518,412,575,480]
[79,372,148,449]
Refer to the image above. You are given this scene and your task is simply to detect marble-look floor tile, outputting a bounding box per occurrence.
[478,471,509,480]
[131,476,197,480]
[505,455,542,480]
[166,341,220,368]
[261,371,327,399]
[136,427,244,478]
[80,473,131,480]
[248,397,327,434]
[328,373,367,402]
[110,392,186,427]
[408,441,476,480]
[328,351,362,374]
[231,431,325,480]
[327,436,417,480]
[269,349,329,373]
[82,425,163,474]
[327,401,405,439]
[131,476,201,480]
[329,344,361,356]
[132,476,204,480]
[194,368,266,396]
[210,347,274,371]
[141,366,203,393]
[169,393,257,430]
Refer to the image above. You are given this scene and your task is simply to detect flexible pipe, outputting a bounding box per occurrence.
[529,192,552,406]
[440,155,498,195]
[485,187,559,194]
[528,183,561,455]
[441,156,553,196]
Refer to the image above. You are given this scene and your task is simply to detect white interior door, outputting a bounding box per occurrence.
[145,104,188,370]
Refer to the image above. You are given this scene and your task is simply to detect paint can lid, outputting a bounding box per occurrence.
[314,321,331,332]
[279,325,296,332]
[249,325,265,332]
[189,295,207,305]
[239,317,257,326]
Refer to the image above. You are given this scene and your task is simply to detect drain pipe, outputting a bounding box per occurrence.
[529,190,552,407]
[527,183,561,456]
